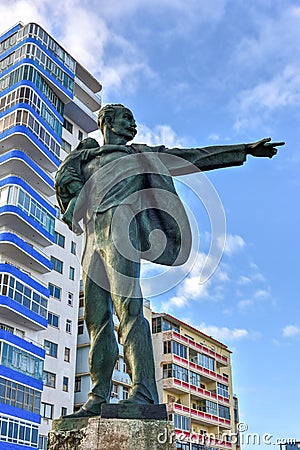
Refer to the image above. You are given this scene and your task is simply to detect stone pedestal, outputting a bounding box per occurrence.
[48,416,176,450]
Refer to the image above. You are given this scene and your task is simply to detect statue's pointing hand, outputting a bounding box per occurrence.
[246,137,285,158]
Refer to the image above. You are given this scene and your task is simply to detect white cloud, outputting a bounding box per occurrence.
[253,289,270,299]
[208,133,220,142]
[0,1,155,97]
[135,124,185,148]
[197,322,259,342]
[238,275,252,285]
[283,325,300,338]
[231,6,300,131]
[223,234,245,256]
[237,299,253,311]
[234,66,300,131]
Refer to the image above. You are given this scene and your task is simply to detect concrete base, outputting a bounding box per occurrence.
[48,416,176,450]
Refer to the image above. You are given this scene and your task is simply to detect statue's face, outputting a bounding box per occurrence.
[110,108,137,141]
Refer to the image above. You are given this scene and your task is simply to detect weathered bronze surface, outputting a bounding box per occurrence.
[55,104,284,417]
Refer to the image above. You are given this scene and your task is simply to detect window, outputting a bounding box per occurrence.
[43,371,56,388]
[67,292,73,306]
[122,360,127,373]
[163,364,188,382]
[51,256,63,274]
[190,371,201,387]
[48,312,59,328]
[69,266,75,280]
[61,407,67,416]
[44,339,58,358]
[0,415,39,446]
[78,130,83,141]
[41,402,53,419]
[178,443,190,450]
[66,319,72,334]
[152,317,180,333]
[39,435,48,450]
[0,376,41,413]
[79,293,84,308]
[198,353,215,371]
[111,383,118,398]
[163,341,187,359]
[218,405,230,419]
[63,118,73,133]
[75,376,81,392]
[174,414,190,431]
[206,400,217,415]
[122,386,129,400]
[64,347,70,362]
[70,241,76,254]
[78,318,84,335]
[54,231,65,248]
[62,376,69,392]
[217,382,229,398]
[0,322,14,333]
[61,138,71,153]
[48,282,61,300]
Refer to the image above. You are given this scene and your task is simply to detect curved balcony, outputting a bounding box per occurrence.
[0,232,52,273]
[0,149,54,196]
[0,263,48,330]
[0,179,55,246]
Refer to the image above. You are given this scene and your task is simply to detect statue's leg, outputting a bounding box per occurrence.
[95,209,159,404]
[66,240,118,418]
[83,252,119,413]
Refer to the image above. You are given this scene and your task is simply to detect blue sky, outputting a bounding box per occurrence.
[1,0,299,446]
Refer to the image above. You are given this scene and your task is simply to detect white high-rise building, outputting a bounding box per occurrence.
[0,22,101,449]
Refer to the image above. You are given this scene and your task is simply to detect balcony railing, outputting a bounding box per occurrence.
[171,402,231,428]
[172,354,229,384]
[166,330,228,365]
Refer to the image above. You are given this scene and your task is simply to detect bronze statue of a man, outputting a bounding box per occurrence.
[55,103,283,417]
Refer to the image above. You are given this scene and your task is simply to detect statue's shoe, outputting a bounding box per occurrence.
[119,392,155,405]
[61,407,97,419]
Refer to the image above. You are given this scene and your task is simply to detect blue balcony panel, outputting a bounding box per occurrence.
[0,58,73,103]
[0,126,59,172]
[0,263,49,297]
[0,364,43,391]
[0,295,47,331]
[0,103,62,144]
[0,232,52,274]
[0,403,41,424]
[0,23,22,43]
[0,441,37,450]
[0,150,54,196]
[0,206,54,247]
[0,328,45,359]
[0,176,56,215]
[0,79,64,123]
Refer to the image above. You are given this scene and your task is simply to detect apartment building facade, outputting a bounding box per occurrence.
[152,313,238,450]
[0,22,101,449]
[75,294,239,450]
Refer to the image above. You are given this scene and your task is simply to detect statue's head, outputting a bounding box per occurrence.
[98,104,137,143]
